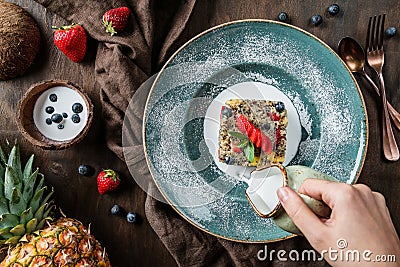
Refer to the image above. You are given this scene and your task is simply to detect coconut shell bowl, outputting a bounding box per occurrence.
[17,80,93,150]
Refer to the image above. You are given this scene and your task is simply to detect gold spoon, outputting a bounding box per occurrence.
[338,36,400,130]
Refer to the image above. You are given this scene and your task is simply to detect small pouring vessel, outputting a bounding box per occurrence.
[244,164,338,234]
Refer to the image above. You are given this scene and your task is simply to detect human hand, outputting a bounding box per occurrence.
[276,179,400,266]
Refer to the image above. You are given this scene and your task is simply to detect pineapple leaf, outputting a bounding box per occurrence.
[7,145,22,180]
[4,166,22,201]
[26,218,38,234]
[0,164,4,184]
[0,214,19,229]
[0,174,4,199]
[43,204,55,219]
[39,188,54,210]
[0,233,12,240]
[9,224,25,236]
[10,188,27,215]
[37,217,52,230]
[19,235,29,242]
[33,203,46,221]
[20,207,33,225]
[35,174,44,194]
[0,196,9,214]
[23,154,34,183]
[29,186,46,214]
[0,228,10,236]
[22,168,39,203]
[0,145,6,167]
[5,235,21,245]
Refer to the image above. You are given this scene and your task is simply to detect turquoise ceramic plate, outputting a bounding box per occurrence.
[143,20,368,242]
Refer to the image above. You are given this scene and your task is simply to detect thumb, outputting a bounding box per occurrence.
[277,186,326,238]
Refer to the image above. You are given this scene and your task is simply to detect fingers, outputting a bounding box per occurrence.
[300,179,392,225]
[372,191,386,208]
[298,179,349,209]
[277,186,326,239]
[371,191,396,232]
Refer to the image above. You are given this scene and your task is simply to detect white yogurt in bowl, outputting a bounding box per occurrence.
[18,80,93,150]
[33,86,88,141]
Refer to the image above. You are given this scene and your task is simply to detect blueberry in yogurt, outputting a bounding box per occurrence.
[49,93,57,102]
[71,114,81,123]
[51,113,63,123]
[72,103,83,113]
[45,106,55,114]
[33,85,89,142]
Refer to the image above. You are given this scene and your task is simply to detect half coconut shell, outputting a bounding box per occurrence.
[0,1,41,80]
[17,80,94,150]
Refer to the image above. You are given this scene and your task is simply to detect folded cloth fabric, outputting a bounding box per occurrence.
[34,0,329,266]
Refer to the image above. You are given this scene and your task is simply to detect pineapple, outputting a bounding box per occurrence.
[0,143,111,266]
[0,143,53,245]
[1,218,111,266]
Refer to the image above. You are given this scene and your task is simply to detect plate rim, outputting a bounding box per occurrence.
[142,19,369,243]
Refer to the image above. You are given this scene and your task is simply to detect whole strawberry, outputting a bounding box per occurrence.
[97,169,120,195]
[52,23,87,62]
[103,7,130,36]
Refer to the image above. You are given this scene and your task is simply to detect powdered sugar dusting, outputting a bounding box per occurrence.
[144,21,366,241]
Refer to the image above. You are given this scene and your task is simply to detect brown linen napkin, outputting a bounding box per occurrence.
[34,0,329,266]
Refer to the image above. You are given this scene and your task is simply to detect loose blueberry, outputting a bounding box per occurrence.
[78,164,95,176]
[386,26,397,38]
[327,4,340,16]
[51,113,63,123]
[275,102,285,112]
[57,124,64,130]
[221,107,233,118]
[45,106,55,114]
[278,12,288,22]
[72,103,83,113]
[45,118,52,125]
[311,14,323,26]
[62,112,68,118]
[225,156,231,164]
[126,212,138,223]
[71,114,80,123]
[111,204,123,215]
[49,94,57,102]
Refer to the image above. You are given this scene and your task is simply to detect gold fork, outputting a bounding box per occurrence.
[366,14,399,161]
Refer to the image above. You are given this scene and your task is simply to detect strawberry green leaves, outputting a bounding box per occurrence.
[228,131,255,163]
[244,142,255,163]
[228,131,247,140]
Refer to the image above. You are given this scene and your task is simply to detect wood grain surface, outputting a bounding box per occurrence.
[1,0,399,266]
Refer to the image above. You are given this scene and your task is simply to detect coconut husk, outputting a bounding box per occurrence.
[0,1,41,80]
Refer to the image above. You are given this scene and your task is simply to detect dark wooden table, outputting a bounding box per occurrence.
[1,0,399,266]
